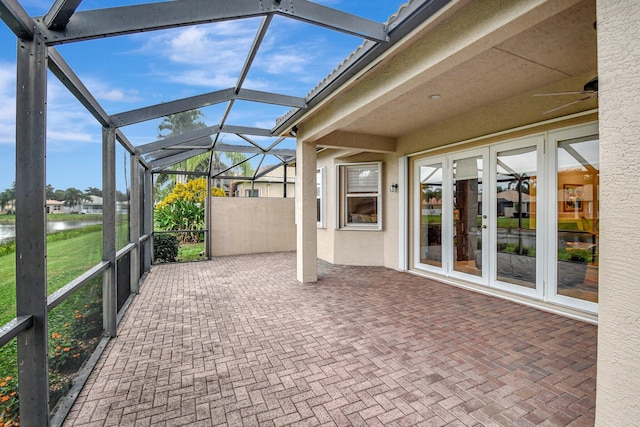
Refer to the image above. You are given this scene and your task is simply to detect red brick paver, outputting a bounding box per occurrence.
[63,252,596,426]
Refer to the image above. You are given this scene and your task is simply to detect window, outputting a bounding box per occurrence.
[245,189,259,197]
[316,168,326,228]
[337,162,382,230]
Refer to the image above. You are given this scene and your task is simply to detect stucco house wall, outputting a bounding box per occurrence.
[316,150,400,267]
[595,1,640,423]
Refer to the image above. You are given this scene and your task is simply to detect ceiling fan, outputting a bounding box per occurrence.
[534,76,598,114]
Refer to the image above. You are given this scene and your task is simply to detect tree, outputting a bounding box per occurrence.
[422,186,442,203]
[226,151,254,177]
[154,109,252,199]
[85,187,102,197]
[508,175,530,195]
[0,190,12,212]
[116,190,129,202]
[46,184,56,199]
[0,183,16,212]
[62,187,91,209]
[158,110,206,138]
[155,110,209,191]
[53,189,66,201]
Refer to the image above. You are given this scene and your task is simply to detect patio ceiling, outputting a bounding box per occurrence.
[299,0,598,144]
[1,0,455,181]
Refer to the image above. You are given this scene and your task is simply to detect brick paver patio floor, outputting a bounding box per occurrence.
[63,252,597,426]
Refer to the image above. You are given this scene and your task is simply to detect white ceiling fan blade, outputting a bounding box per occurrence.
[541,95,595,115]
[534,91,589,96]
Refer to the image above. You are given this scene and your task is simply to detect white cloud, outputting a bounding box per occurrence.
[137,22,260,89]
[0,63,16,146]
[262,51,310,75]
[164,69,237,88]
[133,19,335,92]
[0,63,99,157]
[46,81,102,151]
[81,77,142,103]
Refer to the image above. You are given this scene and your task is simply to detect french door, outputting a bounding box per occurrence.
[415,136,543,298]
[414,124,599,313]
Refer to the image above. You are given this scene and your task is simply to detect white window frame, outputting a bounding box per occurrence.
[335,162,382,231]
[316,167,326,228]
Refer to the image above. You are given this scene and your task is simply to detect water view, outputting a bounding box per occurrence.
[0,221,101,244]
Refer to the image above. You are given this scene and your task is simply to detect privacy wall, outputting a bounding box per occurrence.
[209,198,296,256]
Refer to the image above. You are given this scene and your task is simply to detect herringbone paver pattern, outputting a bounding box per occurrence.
[63,252,597,426]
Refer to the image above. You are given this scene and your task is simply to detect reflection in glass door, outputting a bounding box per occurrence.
[452,155,484,278]
[412,123,598,314]
[418,162,443,267]
[495,146,538,289]
[556,135,599,303]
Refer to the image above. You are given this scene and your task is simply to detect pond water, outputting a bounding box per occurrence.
[0,221,101,244]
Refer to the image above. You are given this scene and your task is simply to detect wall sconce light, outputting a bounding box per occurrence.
[289,125,298,137]
[390,183,398,192]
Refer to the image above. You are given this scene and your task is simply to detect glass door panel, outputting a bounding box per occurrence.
[557,136,599,303]
[452,156,483,278]
[495,146,537,289]
[419,163,443,267]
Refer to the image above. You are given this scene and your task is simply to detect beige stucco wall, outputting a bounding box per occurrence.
[209,198,296,256]
[315,150,400,267]
[595,1,640,424]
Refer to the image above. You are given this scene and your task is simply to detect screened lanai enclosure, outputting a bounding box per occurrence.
[0,0,444,424]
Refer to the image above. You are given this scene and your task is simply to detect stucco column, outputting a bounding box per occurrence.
[596,1,640,425]
[296,137,318,282]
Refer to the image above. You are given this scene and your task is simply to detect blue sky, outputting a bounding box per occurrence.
[0,0,406,194]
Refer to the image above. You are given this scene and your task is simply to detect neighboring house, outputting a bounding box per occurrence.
[65,195,103,214]
[496,189,531,218]
[288,1,640,423]
[0,200,15,214]
[45,199,64,214]
[233,165,295,198]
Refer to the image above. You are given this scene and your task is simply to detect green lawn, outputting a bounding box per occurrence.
[0,213,103,224]
[422,215,532,229]
[0,229,102,325]
[177,242,206,262]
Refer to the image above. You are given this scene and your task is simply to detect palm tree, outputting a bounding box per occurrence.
[63,187,91,210]
[225,151,254,177]
[158,110,206,138]
[154,109,253,197]
[85,187,102,197]
[155,110,208,188]
[508,174,530,254]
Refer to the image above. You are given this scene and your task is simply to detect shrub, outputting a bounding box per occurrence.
[154,233,179,263]
[154,199,204,243]
[0,375,18,426]
[155,178,225,210]
[154,178,225,244]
